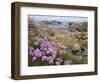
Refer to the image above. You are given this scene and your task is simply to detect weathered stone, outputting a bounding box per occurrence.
[72,43,81,51]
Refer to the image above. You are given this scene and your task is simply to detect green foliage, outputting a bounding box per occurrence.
[28,55,49,66]
[28,35,34,46]
[61,49,87,64]
[28,36,39,48]
[61,54,86,64]
[28,25,88,66]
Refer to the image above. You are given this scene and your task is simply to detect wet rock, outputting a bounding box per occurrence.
[72,43,83,56]
[72,43,88,58]
[72,43,81,51]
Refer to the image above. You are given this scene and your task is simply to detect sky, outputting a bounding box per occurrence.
[28,15,88,22]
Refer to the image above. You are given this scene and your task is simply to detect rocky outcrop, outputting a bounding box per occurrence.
[67,22,88,32]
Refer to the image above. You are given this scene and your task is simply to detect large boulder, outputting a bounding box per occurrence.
[72,43,81,51]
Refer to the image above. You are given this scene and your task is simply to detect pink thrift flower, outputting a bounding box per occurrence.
[48,47,54,53]
[57,43,66,49]
[55,61,61,65]
[44,36,48,41]
[64,60,69,65]
[68,60,72,64]
[48,59,53,64]
[46,50,51,54]
[41,51,45,56]
[42,56,49,61]
[37,37,44,43]
[64,60,72,65]
[48,56,54,64]
[56,58,62,62]
[48,47,57,56]
[32,56,36,61]
[52,55,56,59]
[61,45,67,49]
[28,46,34,55]
[48,56,53,60]
[34,48,42,57]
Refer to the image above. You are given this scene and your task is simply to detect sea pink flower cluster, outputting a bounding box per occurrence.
[28,36,72,65]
